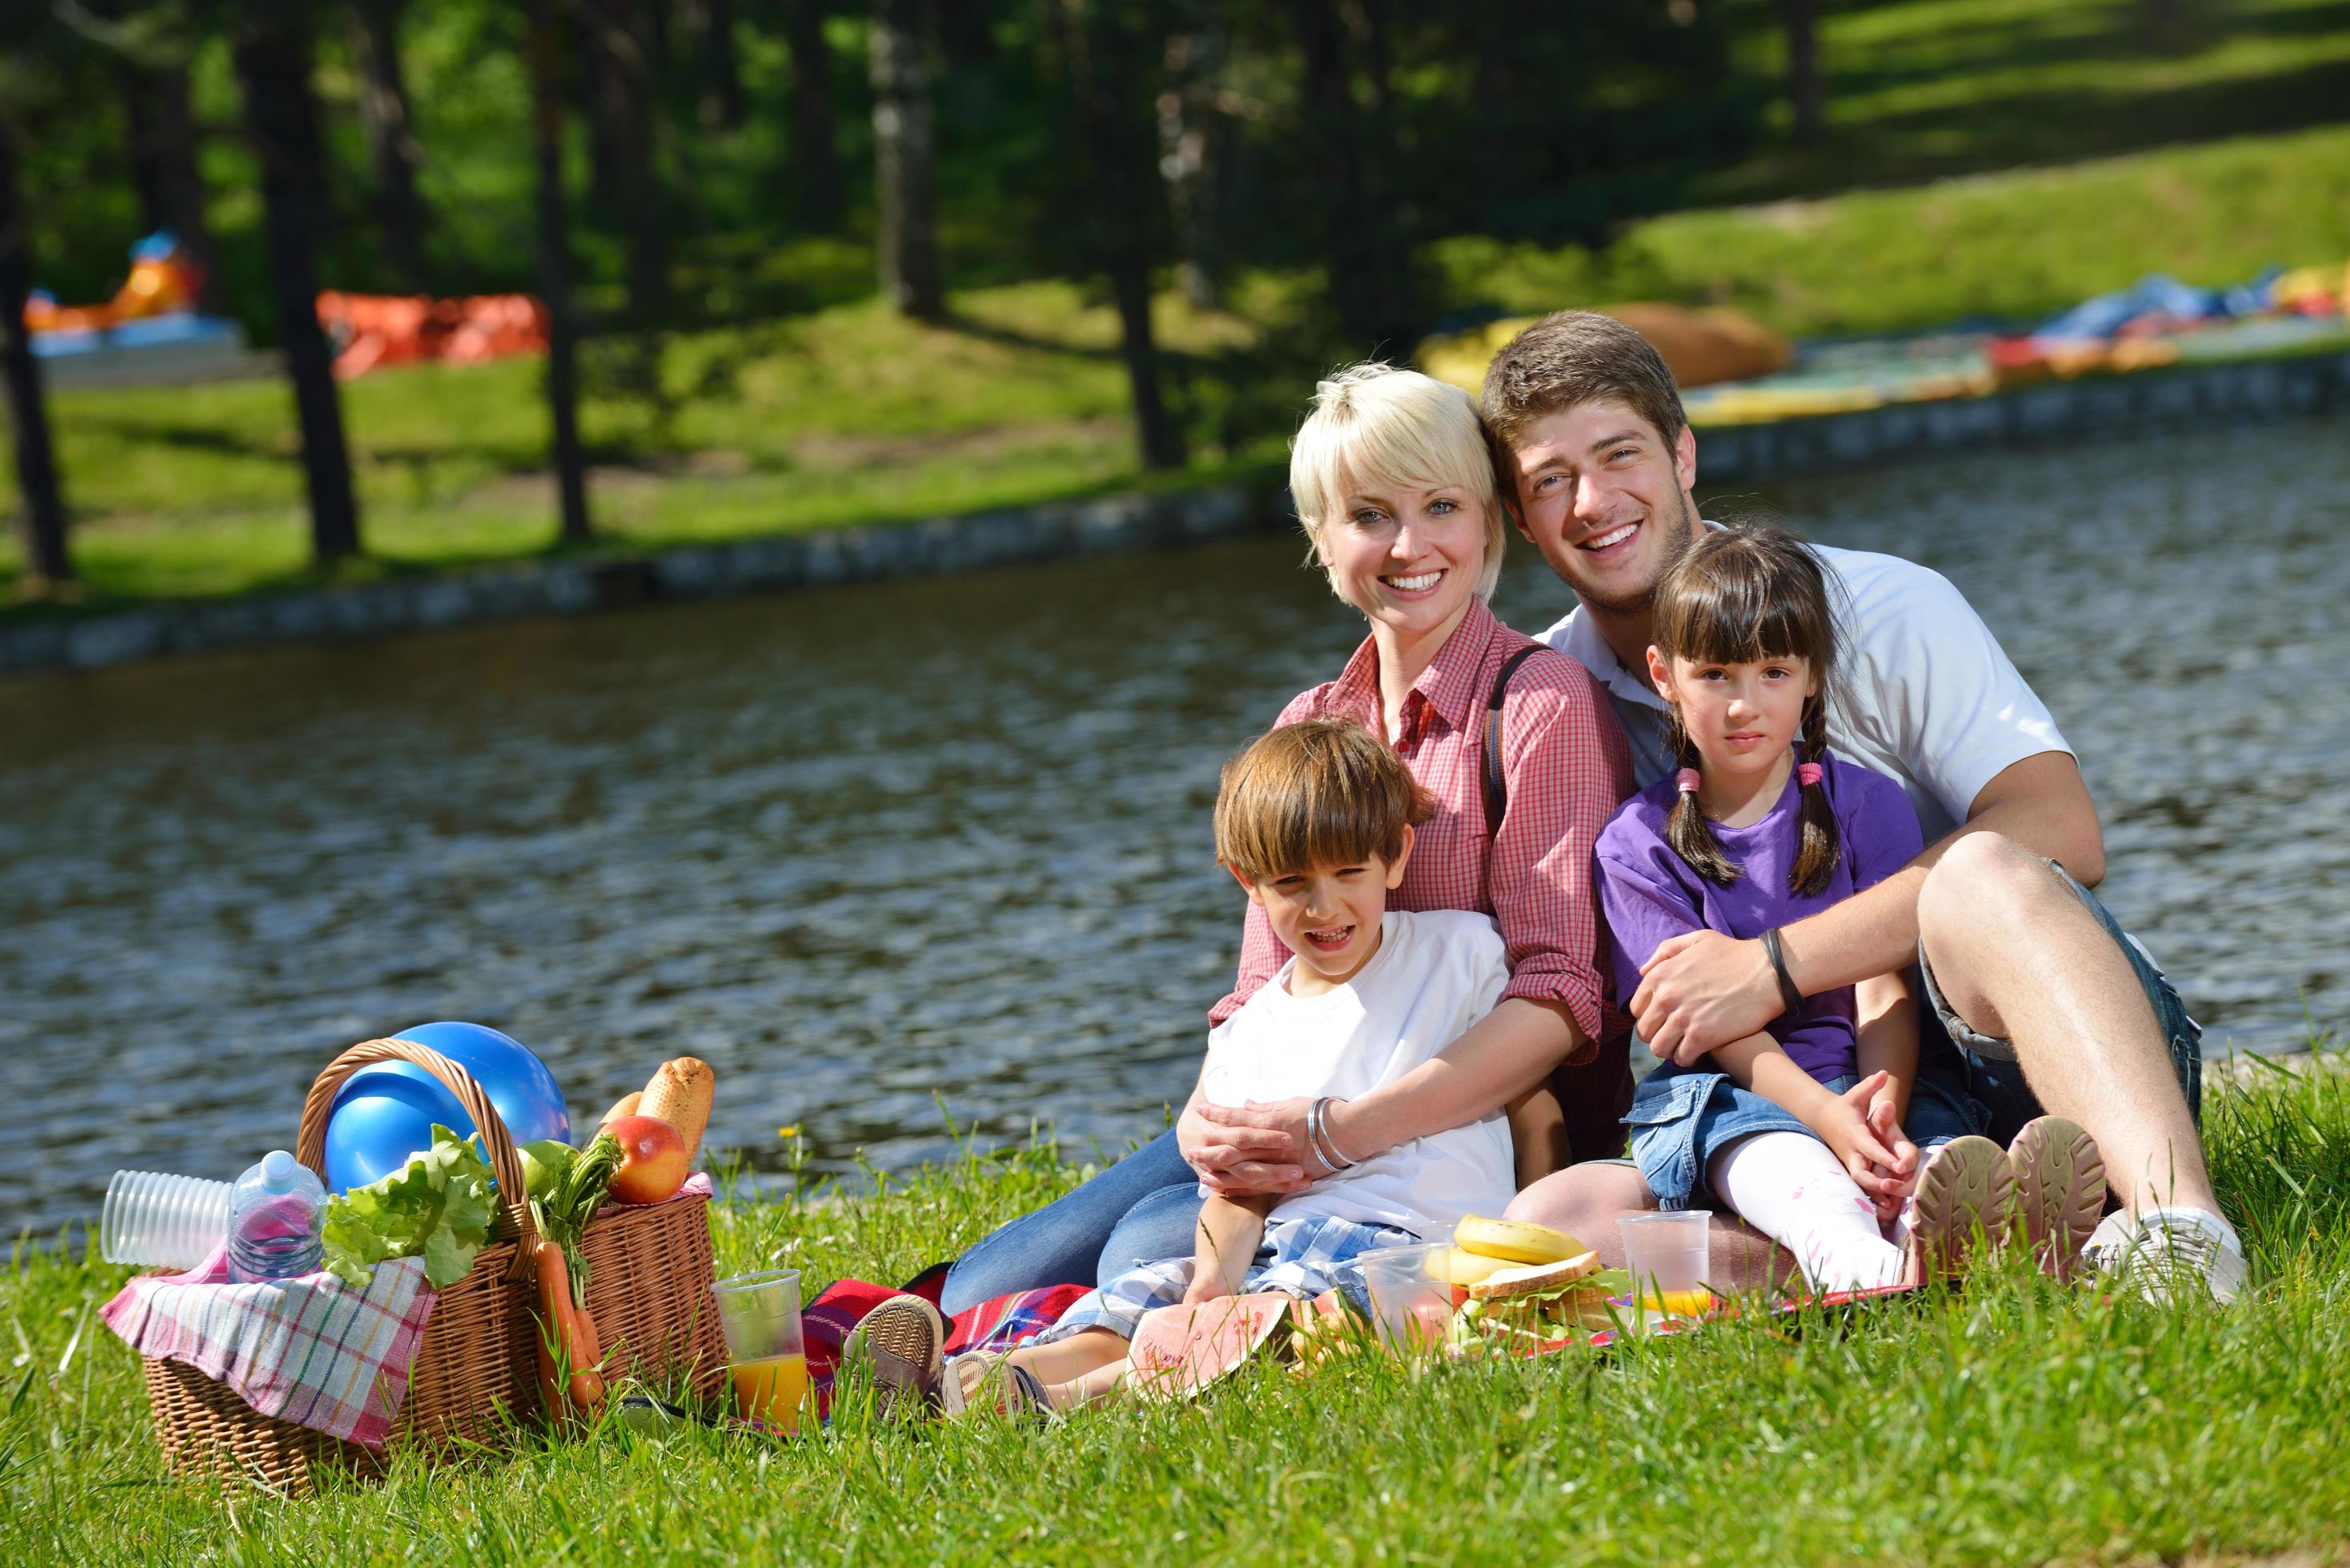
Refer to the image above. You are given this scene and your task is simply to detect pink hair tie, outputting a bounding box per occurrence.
[1797,762,1824,787]
[1675,768,1702,794]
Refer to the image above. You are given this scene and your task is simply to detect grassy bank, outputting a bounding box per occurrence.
[8,121,2350,614]
[4,1035,2346,1564]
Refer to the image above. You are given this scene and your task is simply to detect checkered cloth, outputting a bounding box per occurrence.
[101,1246,437,1450]
[1040,1214,1415,1343]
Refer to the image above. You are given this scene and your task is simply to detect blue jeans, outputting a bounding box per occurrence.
[938,1129,1203,1316]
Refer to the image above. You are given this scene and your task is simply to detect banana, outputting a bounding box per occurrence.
[1442,1246,1519,1287]
[1454,1214,1587,1265]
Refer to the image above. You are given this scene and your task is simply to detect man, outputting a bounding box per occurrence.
[1483,311,2243,1302]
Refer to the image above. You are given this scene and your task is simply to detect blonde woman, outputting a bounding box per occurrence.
[939,365,1634,1317]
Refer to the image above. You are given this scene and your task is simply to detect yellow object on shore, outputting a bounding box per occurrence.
[1420,304,1791,395]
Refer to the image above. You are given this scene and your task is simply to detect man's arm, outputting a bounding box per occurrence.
[1632,751,2101,1065]
[1183,1193,1275,1302]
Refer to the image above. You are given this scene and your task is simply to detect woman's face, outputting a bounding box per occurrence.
[1317,477,1488,642]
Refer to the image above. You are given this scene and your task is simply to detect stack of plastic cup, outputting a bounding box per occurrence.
[99,1170,234,1272]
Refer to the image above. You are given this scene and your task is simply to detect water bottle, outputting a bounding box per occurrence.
[225,1151,327,1283]
[100,1170,234,1272]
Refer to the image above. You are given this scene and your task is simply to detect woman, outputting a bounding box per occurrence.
[941,364,1632,1315]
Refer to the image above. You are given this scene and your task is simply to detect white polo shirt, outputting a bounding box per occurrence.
[1540,539,2073,841]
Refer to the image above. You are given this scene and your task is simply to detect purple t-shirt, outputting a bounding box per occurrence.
[1595,754,1925,1082]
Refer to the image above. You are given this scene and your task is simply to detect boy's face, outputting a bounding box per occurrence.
[1236,829,1415,993]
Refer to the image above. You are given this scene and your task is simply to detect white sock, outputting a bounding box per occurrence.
[1711,1131,1904,1292]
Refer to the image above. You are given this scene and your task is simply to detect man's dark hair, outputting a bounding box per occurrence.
[1479,310,1689,454]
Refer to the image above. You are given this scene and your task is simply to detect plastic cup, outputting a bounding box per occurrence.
[712,1268,808,1431]
[99,1170,234,1272]
[1618,1210,1717,1322]
[1352,1242,1454,1354]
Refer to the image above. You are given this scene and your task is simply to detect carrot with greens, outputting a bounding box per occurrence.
[526,1131,623,1421]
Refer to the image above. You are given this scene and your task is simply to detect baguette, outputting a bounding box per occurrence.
[640,1057,715,1165]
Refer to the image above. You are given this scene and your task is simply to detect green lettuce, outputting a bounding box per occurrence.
[321,1125,498,1290]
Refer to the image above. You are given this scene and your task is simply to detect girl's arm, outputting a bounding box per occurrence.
[1183,1194,1275,1303]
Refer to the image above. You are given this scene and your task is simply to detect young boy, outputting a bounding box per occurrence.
[944,718,1518,1416]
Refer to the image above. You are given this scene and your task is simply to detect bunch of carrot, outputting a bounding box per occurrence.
[527,1131,622,1422]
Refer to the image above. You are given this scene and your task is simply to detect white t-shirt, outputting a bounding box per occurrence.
[1541,539,2073,841]
[1202,909,1515,1235]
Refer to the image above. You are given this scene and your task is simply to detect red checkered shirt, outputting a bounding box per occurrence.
[1210,598,1635,1051]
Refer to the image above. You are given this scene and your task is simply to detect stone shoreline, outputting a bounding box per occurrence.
[6,346,2345,678]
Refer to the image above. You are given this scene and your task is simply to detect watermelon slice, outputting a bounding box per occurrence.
[1128,1294,1295,1403]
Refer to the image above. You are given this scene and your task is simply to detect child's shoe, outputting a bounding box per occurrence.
[1897,1135,2017,1285]
[2004,1115,2106,1281]
[841,1293,946,1416]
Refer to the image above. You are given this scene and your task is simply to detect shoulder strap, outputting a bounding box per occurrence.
[1483,646,1544,835]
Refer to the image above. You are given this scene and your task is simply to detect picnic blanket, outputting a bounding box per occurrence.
[100,1247,436,1450]
[799,1270,1090,1421]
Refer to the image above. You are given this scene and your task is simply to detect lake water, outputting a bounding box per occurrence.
[5,418,2345,1238]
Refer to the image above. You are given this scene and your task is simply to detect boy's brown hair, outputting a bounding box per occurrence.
[1479,310,1688,457]
[1214,719,1434,885]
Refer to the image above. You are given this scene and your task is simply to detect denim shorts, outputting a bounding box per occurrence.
[1917,859,2202,1144]
[1624,1059,1986,1211]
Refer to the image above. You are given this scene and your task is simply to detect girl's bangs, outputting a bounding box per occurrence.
[1660,547,1834,668]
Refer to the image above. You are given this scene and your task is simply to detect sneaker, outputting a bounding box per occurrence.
[2082,1206,2247,1305]
[841,1293,947,1415]
[940,1350,1050,1422]
[2006,1116,2107,1281]
[1900,1135,2017,1285]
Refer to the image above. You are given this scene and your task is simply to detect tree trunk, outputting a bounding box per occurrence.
[528,0,593,545]
[231,16,362,566]
[870,0,943,318]
[1051,0,1182,471]
[1155,18,1226,310]
[683,0,747,130]
[120,59,223,314]
[1287,0,1413,354]
[344,0,430,289]
[783,0,844,230]
[1774,0,1824,145]
[579,0,671,322]
[0,122,72,591]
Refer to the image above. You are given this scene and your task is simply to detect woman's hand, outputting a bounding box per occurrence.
[1177,1098,1312,1196]
[1803,1071,1909,1218]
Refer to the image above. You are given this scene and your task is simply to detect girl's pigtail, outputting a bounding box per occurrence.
[1665,723,1743,887]
[1788,694,1842,896]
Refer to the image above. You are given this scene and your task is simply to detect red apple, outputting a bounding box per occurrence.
[604,1114,689,1204]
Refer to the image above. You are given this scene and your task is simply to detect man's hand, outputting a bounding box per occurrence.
[1632,930,1786,1066]
[1802,1071,1908,1218]
[1178,1098,1312,1196]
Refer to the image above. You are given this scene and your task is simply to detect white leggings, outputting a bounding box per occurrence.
[1709,1131,1904,1291]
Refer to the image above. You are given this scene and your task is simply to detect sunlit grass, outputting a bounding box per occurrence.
[2,1034,2344,1564]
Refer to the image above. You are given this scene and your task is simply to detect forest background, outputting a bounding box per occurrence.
[3,0,2348,606]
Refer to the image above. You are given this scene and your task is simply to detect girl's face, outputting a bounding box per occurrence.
[1647,649,1817,784]
[1317,478,1487,644]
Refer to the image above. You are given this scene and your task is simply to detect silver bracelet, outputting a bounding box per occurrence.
[1309,1097,1359,1172]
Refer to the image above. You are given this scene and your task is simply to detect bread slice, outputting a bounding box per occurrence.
[1463,1250,1602,1302]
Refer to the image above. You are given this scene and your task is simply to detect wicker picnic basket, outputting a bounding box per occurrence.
[139,1037,730,1494]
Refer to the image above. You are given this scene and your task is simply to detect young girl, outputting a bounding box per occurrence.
[944,719,1519,1415]
[1599,526,2022,1291]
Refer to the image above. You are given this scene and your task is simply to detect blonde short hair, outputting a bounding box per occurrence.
[1289,362,1507,606]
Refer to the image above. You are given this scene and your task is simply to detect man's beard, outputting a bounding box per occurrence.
[1571,490,1700,615]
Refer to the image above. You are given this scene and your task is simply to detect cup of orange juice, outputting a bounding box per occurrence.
[1617,1211,1717,1326]
[713,1268,810,1432]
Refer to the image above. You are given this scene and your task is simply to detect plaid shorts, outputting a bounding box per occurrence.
[1039,1213,1417,1344]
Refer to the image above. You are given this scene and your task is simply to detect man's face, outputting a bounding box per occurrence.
[1505,400,1702,616]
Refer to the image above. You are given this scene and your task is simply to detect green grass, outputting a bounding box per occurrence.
[5,1034,2348,1564]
